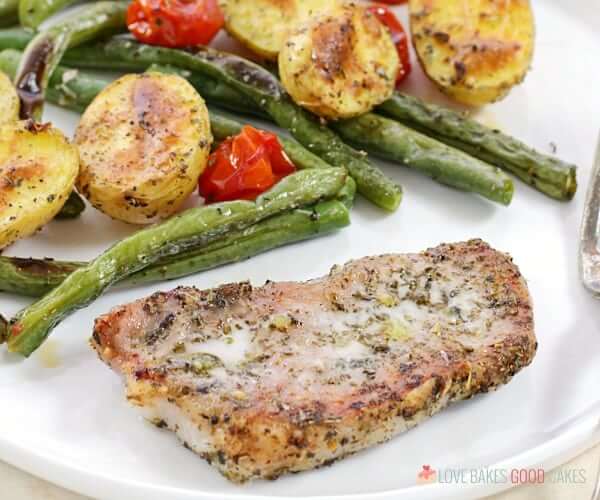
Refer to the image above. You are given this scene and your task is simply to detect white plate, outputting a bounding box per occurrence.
[1,1,600,499]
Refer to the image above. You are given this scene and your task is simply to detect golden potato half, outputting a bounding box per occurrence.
[0,120,79,249]
[279,3,399,120]
[0,71,19,124]
[220,0,340,60]
[409,0,535,106]
[75,73,212,225]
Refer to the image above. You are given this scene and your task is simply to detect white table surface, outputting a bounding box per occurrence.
[2,442,599,500]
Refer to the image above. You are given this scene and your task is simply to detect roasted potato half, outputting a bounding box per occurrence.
[0,70,19,124]
[220,0,339,60]
[75,73,212,225]
[0,120,79,249]
[409,0,535,106]
[279,3,399,120]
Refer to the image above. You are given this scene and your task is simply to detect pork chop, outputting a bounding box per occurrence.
[91,239,536,482]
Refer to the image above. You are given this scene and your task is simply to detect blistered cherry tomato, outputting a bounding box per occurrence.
[199,126,296,203]
[127,0,224,48]
[368,4,412,85]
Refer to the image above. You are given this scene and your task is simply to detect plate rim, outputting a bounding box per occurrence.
[2,1,600,498]
[0,403,599,500]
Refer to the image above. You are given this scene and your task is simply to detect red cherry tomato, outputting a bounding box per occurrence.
[127,0,224,48]
[368,4,411,85]
[199,126,296,203]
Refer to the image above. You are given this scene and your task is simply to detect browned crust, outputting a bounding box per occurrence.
[409,0,534,104]
[91,240,536,482]
[312,14,355,82]
[0,161,45,209]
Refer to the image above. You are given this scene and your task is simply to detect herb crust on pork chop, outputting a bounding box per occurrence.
[92,239,536,482]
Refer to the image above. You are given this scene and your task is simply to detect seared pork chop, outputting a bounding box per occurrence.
[92,239,536,482]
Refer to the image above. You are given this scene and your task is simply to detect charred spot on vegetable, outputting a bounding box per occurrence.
[0,314,8,343]
[16,38,54,119]
[312,16,354,82]
[185,46,282,98]
[9,321,23,338]
[433,31,449,43]
[124,195,149,208]
[453,61,466,82]
[21,120,51,133]
[54,191,86,219]
[12,256,80,276]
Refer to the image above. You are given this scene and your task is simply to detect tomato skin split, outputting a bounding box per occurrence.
[199,126,296,204]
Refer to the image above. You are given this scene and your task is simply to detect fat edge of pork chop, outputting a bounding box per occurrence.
[91,239,536,483]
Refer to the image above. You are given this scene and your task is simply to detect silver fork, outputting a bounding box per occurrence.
[580,132,600,294]
[581,134,600,499]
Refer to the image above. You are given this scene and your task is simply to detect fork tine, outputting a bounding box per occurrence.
[580,132,600,295]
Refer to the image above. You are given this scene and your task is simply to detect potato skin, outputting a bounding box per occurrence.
[220,0,338,60]
[409,0,535,106]
[279,3,399,120]
[0,71,19,124]
[0,120,79,249]
[75,73,212,225]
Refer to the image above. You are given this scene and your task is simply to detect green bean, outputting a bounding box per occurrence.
[146,63,266,118]
[0,257,82,298]
[127,200,351,284]
[0,0,18,28]
[0,32,515,206]
[332,113,514,205]
[0,57,353,297]
[7,3,125,221]
[378,93,577,200]
[54,191,85,219]
[0,200,350,297]
[60,40,514,206]
[0,50,339,176]
[62,37,403,211]
[19,0,83,28]
[6,167,346,356]
[0,54,354,293]
[0,28,579,201]
[147,64,339,175]
[0,26,33,50]
[14,1,127,120]
[0,48,111,112]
